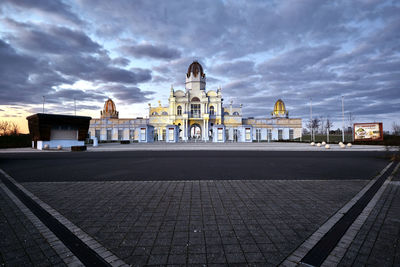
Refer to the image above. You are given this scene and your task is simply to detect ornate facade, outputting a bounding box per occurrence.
[89,61,302,142]
[149,61,302,142]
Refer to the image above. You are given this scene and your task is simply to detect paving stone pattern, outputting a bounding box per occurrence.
[24,180,367,266]
[338,177,400,266]
[0,187,66,267]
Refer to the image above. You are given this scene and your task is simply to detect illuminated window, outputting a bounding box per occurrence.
[218,128,223,141]
[140,128,146,141]
[245,128,251,141]
[169,128,174,141]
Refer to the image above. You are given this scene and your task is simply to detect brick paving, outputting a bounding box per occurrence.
[24,180,367,266]
[338,177,400,266]
[0,186,66,267]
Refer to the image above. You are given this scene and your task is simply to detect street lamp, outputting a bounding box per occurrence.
[341,96,345,143]
[310,98,313,142]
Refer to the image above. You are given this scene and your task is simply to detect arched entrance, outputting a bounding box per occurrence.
[190,124,202,140]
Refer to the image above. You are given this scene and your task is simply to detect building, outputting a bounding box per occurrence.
[148,61,302,141]
[89,61,302,142]
[27,113,91,149]
[88,99,149,142]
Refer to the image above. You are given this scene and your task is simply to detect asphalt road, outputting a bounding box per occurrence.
[0,151,390,182]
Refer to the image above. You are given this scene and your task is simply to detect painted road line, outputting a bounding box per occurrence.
[279,161,394,266]
[0,168,128,267]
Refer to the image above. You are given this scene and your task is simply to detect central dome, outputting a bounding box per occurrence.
[187,61,205,78]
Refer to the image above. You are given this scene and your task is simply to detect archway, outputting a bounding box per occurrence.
[190,124,202,140]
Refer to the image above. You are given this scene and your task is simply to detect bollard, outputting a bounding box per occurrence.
[310,142,315,146]
[325,144,330,149]
[57,145,62,150]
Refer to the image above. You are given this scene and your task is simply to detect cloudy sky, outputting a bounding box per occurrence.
[0,0,399,133]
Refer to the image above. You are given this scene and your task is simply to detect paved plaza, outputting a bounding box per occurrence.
[0,145,399,266]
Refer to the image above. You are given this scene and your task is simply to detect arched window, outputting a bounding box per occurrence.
[162,111,168,115]
[191,97,200,102]
[224,112,229,116]
[233,111,239,116]
[177,106,182,115]
[152,111,158,115]
[209,106,215,115]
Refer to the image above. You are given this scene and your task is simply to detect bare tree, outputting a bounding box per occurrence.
[319,116,325,134]
[307,118,321,137]
[0,121,20,136]
[0,121,9,136]
[393,122,400,136]
[326,117,333,132]
[9,122,19,135]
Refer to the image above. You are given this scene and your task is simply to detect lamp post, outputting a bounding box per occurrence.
[310,98,313,142]
[342,96,345,143]
[74,98,76,116]
[42,96,45,113]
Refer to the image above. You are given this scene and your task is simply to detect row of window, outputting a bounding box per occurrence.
[152,106,243,116]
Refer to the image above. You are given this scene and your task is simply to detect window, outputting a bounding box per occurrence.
[162,111,168,115]
[218,128,223,141]
[225,129,229,140]
[278,129,283,140]
[224,112,229,116]
[140,128,146,141]
[162,129,166,140]
[152,112,158,115]
[268,129,272,141]
[233,111,239,116]
[209,106,215,115]
[129,129,135,140]
[233,129,238,142]
[289,129,294,140]
[245,128,251,141]
[177,106,182,115]
[191,104,201,118]
[191,97,200,102]
[169,128,174,141]
[107,130,112,140]
[118,129,123,140]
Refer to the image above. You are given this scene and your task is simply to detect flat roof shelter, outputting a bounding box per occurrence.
[27,113,91,150]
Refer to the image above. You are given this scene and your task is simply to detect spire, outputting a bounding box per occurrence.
[170,85,174,97]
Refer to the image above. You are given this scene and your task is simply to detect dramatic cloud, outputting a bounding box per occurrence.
[0,0,399,130]
[120,44,181,59]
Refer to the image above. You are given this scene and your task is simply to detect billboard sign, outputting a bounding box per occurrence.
[354,123,383,141]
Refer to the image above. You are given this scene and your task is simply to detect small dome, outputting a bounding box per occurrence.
[104,98,116,113]
[187,61,205,78]
[273,99,287,117]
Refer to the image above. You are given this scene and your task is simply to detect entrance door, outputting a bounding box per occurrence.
[190,124,202,140]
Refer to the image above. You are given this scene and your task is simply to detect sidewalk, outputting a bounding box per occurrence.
[0,142,389,153]
[1,163,399,266]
